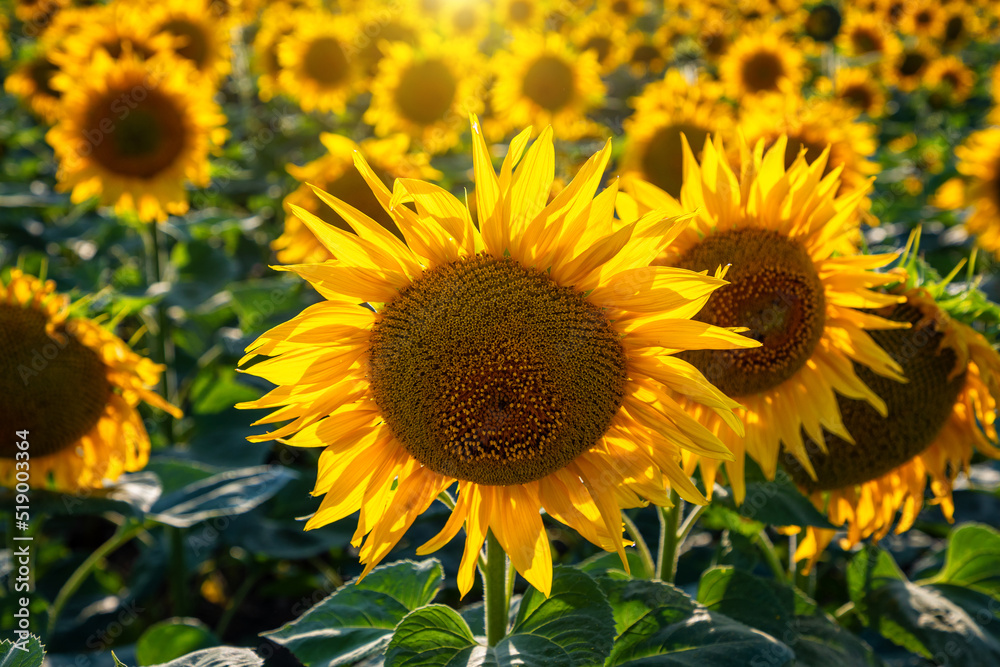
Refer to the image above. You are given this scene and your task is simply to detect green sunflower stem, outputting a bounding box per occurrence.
[621,511,654,578]
[47,520,144,638]
[144,222,177,441]
[483,529,510,647]
[754,531,789,584]
[656,490,683,583]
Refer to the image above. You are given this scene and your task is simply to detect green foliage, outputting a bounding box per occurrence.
[263,559,445,667]
[0,636,44,667]
[135,618,220,666]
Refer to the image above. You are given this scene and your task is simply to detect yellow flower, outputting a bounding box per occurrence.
[621,70,734,199]
[438,0,491,43]
[720,30,805,99]
[250,2,303,102]
[567,12,630,75]
[788,282,1000,569]
[277,12,361,114]
[739,94,879,201]
[898,0,946,40]
[238,118,755,596]
[365,37,485,154]
[490,33,605,141]
[493,0,550,32]
[49,1,175,71]
[4,52,64,123]
[0,270,181,492]
[275,133,441,264]
[883,42,938,92]
[617,135,907,503]
[924,54,976,106]
[145,0,233,85]
[836,10,902,59]
[941,128,1000,256]
[46,51,227,223]
[623,28,672,76]
[14,0,68,25]
[827,67,887,118]
[803,3,843,44]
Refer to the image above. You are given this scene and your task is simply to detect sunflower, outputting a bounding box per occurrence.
[616,135,908,502]
[827,67,887,118]
[490,33,605,141]
[898,0,945,39]
[720,30,805,99]
[250,2,301,102]
[276,13,362,114]
[939,4,982,50]
[836,11,902,59]
[438,0,491,43]
[46,51,227,223]
[14,0,68,25]
[739,95,879,200]
[4,52,65,123]
[274,133,440,264]
[883,42,938,92]
[146,0,232,84]
[924,54,976,107]
[785,268,1000,569]
[934,128,1000,257]
[623,27,672,76]
[49,2,175,70]
[621,71,734,199]
[567,13,629,75]
[365,37,485,154]
[696,7,735,60]
[354,8,425,76]
[0,270,181,492]
[494,0,549,32]
[238,118,757,596]
[803,3,843,44]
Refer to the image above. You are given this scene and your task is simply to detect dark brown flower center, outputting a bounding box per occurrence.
[741,51,786,93]
[0,306,111,459]
[394,59,456,125]
[806,5,842,42]
[640,123,710,198]
[675,229,826,397]
[368,254,627,485]
[522,55,575,112]
[160,18,210,69]
[783,302,966,491]
[303,37,349,86]
[86,87,187,179]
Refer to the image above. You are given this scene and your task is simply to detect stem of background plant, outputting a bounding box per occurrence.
[215,565,263,639]
[47,520,145,637]
[483,529,509,647]
[656,490,682,582]
[753,531,788,583]
[143,223,177,441]
[621,511,654,578]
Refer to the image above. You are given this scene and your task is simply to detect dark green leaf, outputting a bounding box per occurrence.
[0,635,44,667]
[22,471,160,520]
[601,577,794,666]
[848,546,1000,662]
[262,559,444,667]
[578,550,652,579]
[929,523,1000,600]
[384,605,483,666]
[135,618,219,666]
[149,465,295,527]
[146,647,263,667]
[784,615,883,667]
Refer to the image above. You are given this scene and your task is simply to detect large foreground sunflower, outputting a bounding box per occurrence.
[46,52,226,223]
[784,259,1000,568]
[0,270,180,491]
[238,118,757,595]
[617,135,907,502]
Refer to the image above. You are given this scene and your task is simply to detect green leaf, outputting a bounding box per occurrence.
[929,523,1000,600]
[697,567,880,667]
[23,471,160,520]
[262,559,444,667]
[112,652,128,667]
[145,647,263,667]
[387,568,614,667]
[848,545,1000,662]
[601,577,794,666]
[149,465,295,528]
[136,618,220,666]
[384,605,483,666]
[0,635,44,667]
[506,566,615,665]
[713,460,834,529]
[578,549,652,579]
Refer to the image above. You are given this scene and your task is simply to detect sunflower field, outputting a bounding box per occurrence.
[4,0,1000,665]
